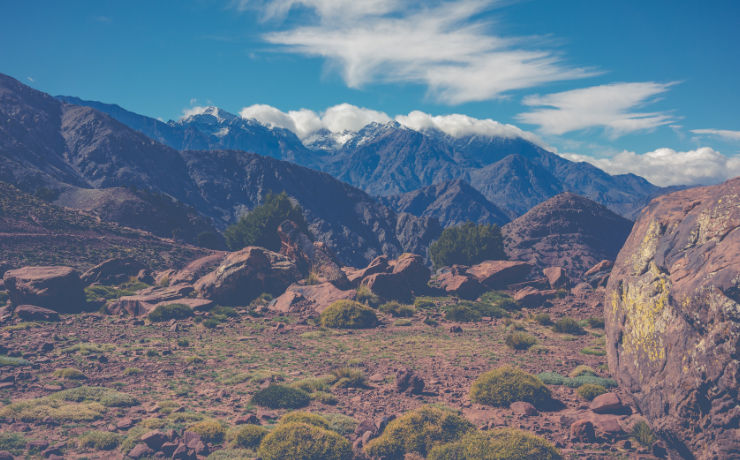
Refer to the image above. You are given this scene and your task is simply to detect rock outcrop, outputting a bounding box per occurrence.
[605,177,740,459]
[195,246,300,306]
[503,193,633,278]
[358,253,430,302]
[3,266,86,312]
[81,257,145,285]
[277,220,349,289]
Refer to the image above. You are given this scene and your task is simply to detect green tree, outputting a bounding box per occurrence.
[224,192,309,251]
[429,222,505,269]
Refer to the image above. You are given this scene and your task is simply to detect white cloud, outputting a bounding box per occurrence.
[562,147,740,186]
[690,129,740,142]
[517,82,675,136]
[236,0,595,103]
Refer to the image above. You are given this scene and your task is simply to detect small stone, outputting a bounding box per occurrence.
[590,392,627,414]
[570,419,596,443]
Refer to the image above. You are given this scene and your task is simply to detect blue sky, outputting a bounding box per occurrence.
[2,0,739,185]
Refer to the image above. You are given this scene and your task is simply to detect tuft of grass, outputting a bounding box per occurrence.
[576,384,607,401]
[379,301,416,318]
[444,301,508,322]
[228,424,268,449]
[587,317,605,328]
[0,355,31,367]
[533,313,551,325]
[479,291,520,311]
[188,419,227,444]
[631,420,656,447]
[355,285,381,308]
[78,430,120,450]
[552,318,585,335]
[505,331,537,350]
[428,427,562,460]
[537,372,617,388]
[320,300,377,329]
[123,367,143,376]
[568,365,596,378]
[251,385,310,409]
[580,347,606,356]
[53,367,87,380]
[330,367,367,388]
[148,303,193,322]
[0,432,27,455]
[470,366,551,409]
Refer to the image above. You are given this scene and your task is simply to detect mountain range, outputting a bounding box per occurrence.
[59,95,669,220]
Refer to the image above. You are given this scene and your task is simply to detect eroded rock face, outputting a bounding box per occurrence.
[195,246,300,306]
[605,177,740,459]
[81,257,145,285]
[3,266,86,312]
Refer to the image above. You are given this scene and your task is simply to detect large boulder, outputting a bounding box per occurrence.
[345,255,390,285]
[106,284,207,316]
[429,265,484,300]
[3,266,86,313]
[358,253,430,302]
[605,177,740,459]
[168,253,228,285]
[466,260,533,289]
[277,220,349,289]
[270,282,355,314]
[195,246,300,306]
[81,257,145,285]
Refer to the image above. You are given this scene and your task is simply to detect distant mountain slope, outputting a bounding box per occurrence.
[382,179,509,227]
[2,74,432,267]
[0,182,211,271]
[61,94,669,220]
[502,192,634,277]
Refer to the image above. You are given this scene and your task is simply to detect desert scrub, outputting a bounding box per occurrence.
[587,317,605,328]
[552,317,585,335]
[61,342,113,355]
[228,424,269,449]
[568,365,596,378]
[207,448,258,459]
[355,284,381,307]
[188,419,227,444]
[53,367,87,380]
[279,411,330,430]
[533,313,551,325]
[0,432,26,455]
[123,367,143,376]
[251,384,310,409]
[413,297,436,309]
[330,367,367,388]
[576,384,607,401]
[0,355,30,367]
[505,331,537,350]
[428,428,561,460]
[320,300,377,329]
[479,291,519,311]
[580,346,606,356]
[537,372,617,388]
[379,301,416,317]
[203,318,221,328]
[148,303,193,322]
[631,420,656,447]
[78,430,120,450]
[445,301,507,322]
[321,413,358,436]
[365,405,474,459]
[0,386,137,423]
[258,422,352,460]
[470,366,551,409]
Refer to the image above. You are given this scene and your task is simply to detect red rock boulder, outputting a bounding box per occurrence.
[3,266,86,313]
[466,260,533,289]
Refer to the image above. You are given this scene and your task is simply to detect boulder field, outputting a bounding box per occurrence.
[606,177,740,459]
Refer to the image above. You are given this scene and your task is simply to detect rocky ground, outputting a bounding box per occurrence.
[0,283,661,459]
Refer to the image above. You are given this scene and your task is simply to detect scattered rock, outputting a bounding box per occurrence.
[278,220,350,289]
[449,325,463,333]
[570,419,596,443]
[3,266,85,312]
[235,414,260,425]
[543,266,568,289]
[589,414,625,440]
[605,177,740,458]
[127,443,154,459]
[395,368,425,395]
[14,305,59,322]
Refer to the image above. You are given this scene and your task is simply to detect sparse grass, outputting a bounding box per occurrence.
[479,291,520,311]
[3,322,40,331]
[330,367,367,388]
[587,317,605,328]
[148,303,193,322]
[428,427,562,460]
[631,420,656,447]
[123,367,142,376]
[84,280,149,303]
[379,301,416,317]
[413,297,436,310]
[537,372,617,388]
[552,318,585,335]
[0,355,31,367]
[203,318,220,328]
[78,430,120,450]
[505,331,537,350]
[188,419,227,444]
[61,342,113,355]
[53,367,87,380]
[580,347,606,356]
[568,365,597,378]
[321,413,358,436]
[533,313,551,325]
[445,300,508,322]
[0,432,26,455]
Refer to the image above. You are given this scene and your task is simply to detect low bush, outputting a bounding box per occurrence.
[364,406,474,459]
[580,347,606,356]
[479,291,519,311]
[445,301,508,322]
[505,332,537,350]
[53,367,87,380]
[587,317,605,328]
[203,318,220,329]
[533,313,551,325]
[251,384,311,409]
[428,428,561,460]
[379,301,415,318]
[568,365,596,378]
[0,432,26,455]
[355,285,381,308]
[552,318,585,335]
[631,420,656,447]
[537,372,617,388]
[320,300,377,329]
[470,366,551,409]
[228,424,269,449]
[413,297,436,310]
[258,422,352,460]
[330,367,367,388]
[148,303,193,322]
[188,419,227,444]
[576,384,607,401]
[78,430,120,450]
[279,411,330,430]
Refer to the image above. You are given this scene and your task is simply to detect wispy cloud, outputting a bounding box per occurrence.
[517,82,676,136]
[563,147,740,186]
[690,128,740,142]
[234,0,595,103]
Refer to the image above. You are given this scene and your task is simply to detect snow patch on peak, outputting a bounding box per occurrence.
[180,106,237,123]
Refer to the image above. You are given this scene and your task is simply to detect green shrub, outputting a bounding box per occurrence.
[568,365,596,378]
[470,366,551,409]
[537,372,617,388]
[177,339,190,347]
[428,428,561,460]
[53,367,87,380]
[413,297,436,309]
[552,318,585,335]
[203,318,220,329]
[0,355,31,367]
[258,422,352,460]
[188,419,227,444]
[0,432,26,455]
[576,384,607,401]
[479,291,519,311]
[123,367,142,376]
[251,385,310,409]
[225,192,310,251]
[429,222,505,269]
[533,313,551,325]
[212,305,238,318]
[355,285,381,308]
[379,301,415,318]
[580,347,606,356]
[631,420,656,447]
[587,317,605,328]
[320,300,377,329]
[505,332,537,350]
[78,430,120,450]
[330,367,367,388]
[228,424,269,449]
[279,411,330,430]
[148,303,193,322]
[321,413,358,436]
[365,406,474,459]
[445,301,507,322]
